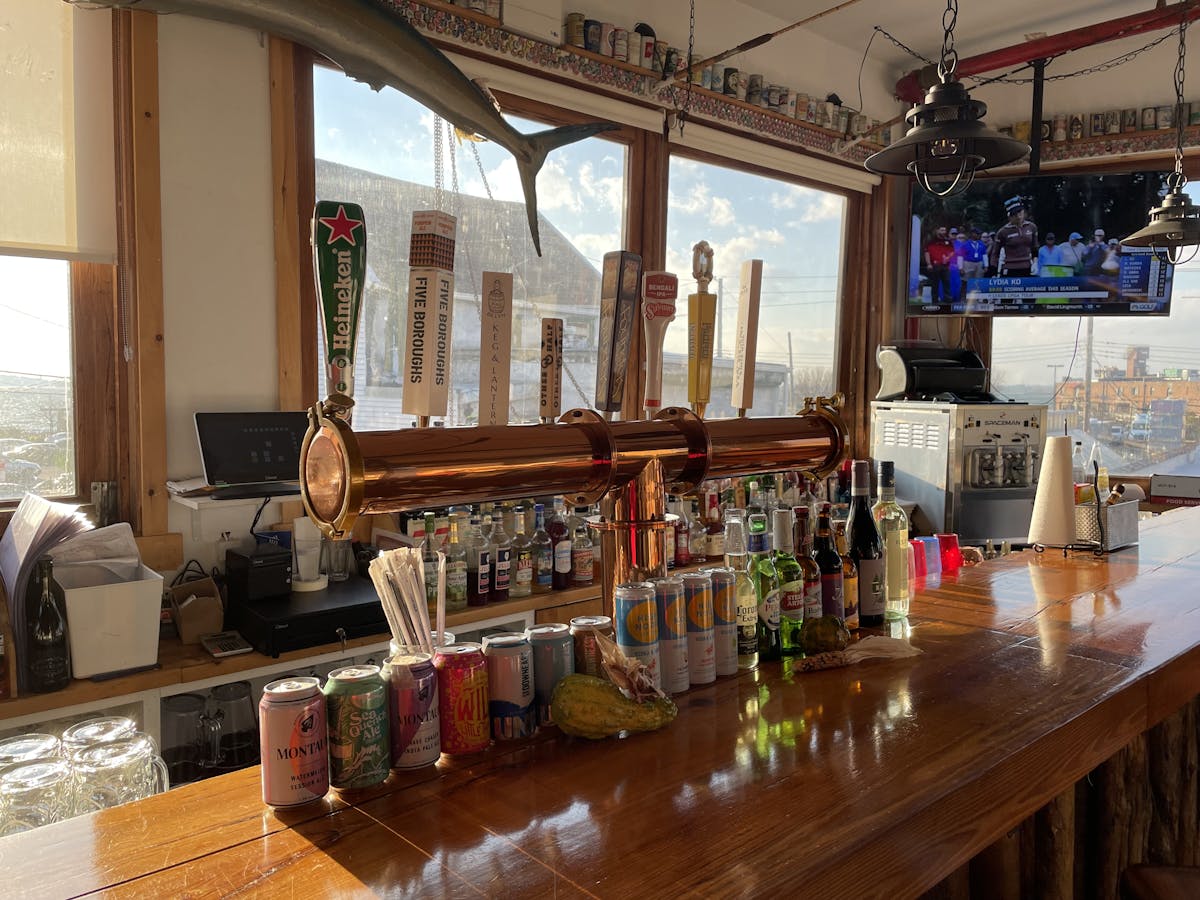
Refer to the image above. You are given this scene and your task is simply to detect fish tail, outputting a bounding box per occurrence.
[517,122,619,257]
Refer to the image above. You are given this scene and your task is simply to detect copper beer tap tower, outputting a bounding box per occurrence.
[300,395,848,611]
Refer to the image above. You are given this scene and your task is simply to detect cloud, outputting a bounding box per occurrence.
[669,180,737,226]
[770,185,845,223]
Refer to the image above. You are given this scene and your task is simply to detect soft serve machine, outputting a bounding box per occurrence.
[870,344,1046,543]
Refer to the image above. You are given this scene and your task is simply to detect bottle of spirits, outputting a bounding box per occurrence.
[792,507,823,628]
[834,522,859,629]
[813,504,844,621]
[846,459,885,628]
[490,513,512,603]
[872,460,910,620]
[705,491,726,561]
[548,500,573,590]
[465,516,491,607]
[747,511,781,662]
[510,506,533,599]
[530,503,554,594]
[570,508,594,586]
[444,514,468,611]
[25,556,70,693]
[1071,441,1086,484]
[421,511,440,607]
[724,514,758,669]
[673,499,692,568]
[771,508,804,656]
[689,499,708,561]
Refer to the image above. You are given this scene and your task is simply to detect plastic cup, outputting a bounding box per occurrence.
[909,539,927,578]
[937,534,963,573]
[918,537,942,576]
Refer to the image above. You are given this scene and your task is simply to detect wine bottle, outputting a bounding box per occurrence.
[548,500,573,590]
[812,504,844,621]
[747,511,781,662]
[444,514,468,611]
[25,556,70,693]
[846,459,885,628]
[531,503,554,594]
[705,491,726,561]
[792,506,823,625]
[771,508,804,656]
[834,522,859,629]
[872,460,910,620]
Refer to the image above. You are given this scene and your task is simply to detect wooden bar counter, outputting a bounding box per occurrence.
[4,507,1200,898]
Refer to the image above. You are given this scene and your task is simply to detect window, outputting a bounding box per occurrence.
[991,257,1200,476]
[312,67,627,427]
[663,155,846,416]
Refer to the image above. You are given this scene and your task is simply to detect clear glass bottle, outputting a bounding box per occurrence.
[747,511,781,662]
[673,499,692,568]
[510,506,533,599]
[705,491,726,561]
[25,556,70,693]
[490,513,512,603]
[724,515,758,670]
[792,506,823,628]
[548,500,572,590]
[570,507,594,586]
[465,515,491,607]
[531,503,554,594]
[444,514,468,611]
[872,460,910,620]
[771,508,804,657]
[421,511,440,607]
[1071,441,1086,484]
[689,498,708,560]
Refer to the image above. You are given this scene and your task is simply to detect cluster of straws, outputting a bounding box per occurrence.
[367,547,445,653]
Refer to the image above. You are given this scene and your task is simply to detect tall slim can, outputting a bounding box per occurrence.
[681,572,716,685]
[614,582,661,690]
[654,577,690,694]
[703,567,739,676]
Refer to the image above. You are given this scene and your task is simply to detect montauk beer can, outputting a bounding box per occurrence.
[681,572,716,685]
[654,577,689,694]
[383,653,441,769]
[324,665,390,790]
[614,581,661,690]
[259,677,328,808]
[482,632,536,740]
[703,566,739,676]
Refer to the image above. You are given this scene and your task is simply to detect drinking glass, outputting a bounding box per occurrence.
[294,536,323,584]
[209,681,259,768]
[0,759,75,836]
[0,734,60,774]
[71,734,169,814]
[937,534,963,573]
[918,537,942,576]
[324,538,353,582]
[160,693,208,784]
[61,716,139,758]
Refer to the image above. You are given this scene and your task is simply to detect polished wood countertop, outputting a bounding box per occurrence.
[4,508,1200,898]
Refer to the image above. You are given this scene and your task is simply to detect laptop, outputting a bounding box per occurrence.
[194,411,309,500]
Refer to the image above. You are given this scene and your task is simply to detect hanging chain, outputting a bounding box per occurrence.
[938,0,958,81]
[1172,16,1189,188]
[681,0,695,134]
[433,115,444,212]
[446,120,460,201]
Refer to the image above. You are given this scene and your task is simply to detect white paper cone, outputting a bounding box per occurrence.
[1028,435,1076,547]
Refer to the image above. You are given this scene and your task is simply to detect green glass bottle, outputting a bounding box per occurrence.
[747,511,781,662]
[771,508,804,657]
[25,556,70,693]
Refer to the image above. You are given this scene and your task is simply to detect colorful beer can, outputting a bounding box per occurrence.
[565,12,585,48]
[702,567,738,677]
[583,19,602,53]
[611,27,628,62]
[746,73,763,106]
[383,653,440,770]
[433,643,490,754]
[640,33,655,68]
[570,615,613,678]
[526,623,575,726]
[482,633,535,740]
[722,67,740,97]
[614,582,661,690]
[599,22,615,58]
[323,665,390,790]
[681,572,715,686]
[259,677,328,808]
[663,47,680,77]
[654,40,669,76]
[653,577,689,694]
[627,33,643,69]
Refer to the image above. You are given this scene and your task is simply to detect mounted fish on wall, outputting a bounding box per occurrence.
[69,0,619,256]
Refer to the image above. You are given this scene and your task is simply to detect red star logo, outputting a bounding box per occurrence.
[318,205,363,246]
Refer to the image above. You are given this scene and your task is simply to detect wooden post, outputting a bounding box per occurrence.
[1185,698,1200,866]
[920,862,971,900]
[1034,789,1075,899]
[1149,708,1184,864]
[969,828,1021,900]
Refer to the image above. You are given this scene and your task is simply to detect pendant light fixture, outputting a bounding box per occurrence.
[865,0,1029,197]
[1123,13,1200,265]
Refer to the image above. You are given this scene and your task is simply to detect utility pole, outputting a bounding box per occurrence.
[787,331,796,413]
[1083,316,1094,434]
[716,276,725,357]
[1047,363,1062,411]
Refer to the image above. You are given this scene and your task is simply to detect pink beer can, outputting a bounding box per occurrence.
[259,676,328,808]
[434,643,490,754]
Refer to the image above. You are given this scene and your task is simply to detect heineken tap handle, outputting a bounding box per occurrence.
[595,250,643,420]
[312,201,366,422]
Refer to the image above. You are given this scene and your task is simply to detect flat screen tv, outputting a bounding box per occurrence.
[907,170,1175,316]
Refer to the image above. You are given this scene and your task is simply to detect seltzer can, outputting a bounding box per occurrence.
[703,567,738,676]
[527,623,574,726]
[614,582,661,690]
[259,677,328,808]
[482,632,536,740]
[570,615,614,678]
[434,643,490,754]
[383,653,441,769]
[654,577,689,694]
[681,572,716,685]
[324,665,390,790]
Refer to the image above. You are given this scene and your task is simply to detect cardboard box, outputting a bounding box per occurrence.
[168,577,225,644]
[58,562,163,678]
[1149,474,1200,506]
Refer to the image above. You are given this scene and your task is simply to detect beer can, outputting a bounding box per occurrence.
[722,67,740,98]
[482,633,536,740]
[783,89,796,118]
[1123,108,1139,131]
[1157,105,1175,130]
[640,32,656,68]
[324,665,390,790]
[654,40,669,76]
[433,644,490,754]
[627,33,643,69]
[664,47,680,77]
[1089,113,1105,137]
[526,623,574,726]
[611,27,628,62]
[1191,104,1200,126]
[614,582,661,690]
[653,577,689,694]
[1142,107,1158,130]
[767,84,782,110]
[1105,109,1121,134]
[600,22,615,58]
[711,65,725,93]
[565,12,585,48]
[703,567,738,677]
[383,653,440,770]
[259,677,328,808]
[690,60,704,86]
[583,19,602,53]
[681,572,715,686]
[746,73,763,106]
[570,615,613,678]
[806,97,819,124]
[1052,114,1067,142]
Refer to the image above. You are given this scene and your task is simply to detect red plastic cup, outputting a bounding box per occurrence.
[937,533,962,573]
[909,538,927,578]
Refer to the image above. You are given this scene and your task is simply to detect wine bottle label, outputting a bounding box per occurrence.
[779,581,804,619]
[478,550,491,594]
[554,540,573,574]
[535,549,553,586]
[857,558,885,617]
[820,572,843,618]
[572,545,594,582]
[707,533,726,557]
[494,547,511,591]
[515,550,533,587]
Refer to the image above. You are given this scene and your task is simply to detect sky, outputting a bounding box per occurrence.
[0,256,72,379]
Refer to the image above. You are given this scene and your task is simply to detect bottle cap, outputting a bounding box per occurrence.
[877,459,895,488]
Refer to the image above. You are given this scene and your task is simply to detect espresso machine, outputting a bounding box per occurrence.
[870,344,1046,543]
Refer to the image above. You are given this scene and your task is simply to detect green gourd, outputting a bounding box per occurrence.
[550,674,678,740]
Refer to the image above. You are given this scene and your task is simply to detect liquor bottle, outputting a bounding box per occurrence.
[689,499,708,560]
[792,507,823,626]
[1071,441,1086,483]
[747,481,763,517]
[490,513,512,603]
[571,508,594,586]
[465,516,491,606]
[846,459,885,628]
[510,506,533,599]
[813,504,844,621]
[530,503,554,594]
[673,499,692,568]
[705,491,725,561]
[724,514,758,669]
[771,508,804,656]
[747,512,781,662]
[872,460,910,620]
[834,522,859,629]
[444,514,469,611]
[25,556,70,693]
[421,511,440,607]
[548,500,573,590]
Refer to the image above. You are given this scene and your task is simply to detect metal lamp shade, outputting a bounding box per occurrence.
[1122,188,1200,255]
